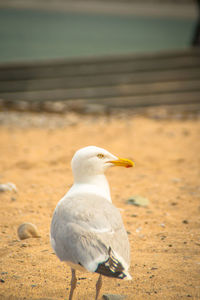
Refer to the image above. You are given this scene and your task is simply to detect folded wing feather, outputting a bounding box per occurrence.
[50,194,130,277]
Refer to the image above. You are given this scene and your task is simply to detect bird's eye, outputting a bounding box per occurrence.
[97,153,105,159]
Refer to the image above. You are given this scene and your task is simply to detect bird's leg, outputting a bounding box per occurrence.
[69,268,77,300]
[95,274,102,300]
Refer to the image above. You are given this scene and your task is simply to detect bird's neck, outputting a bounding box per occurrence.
[67,174,112,202]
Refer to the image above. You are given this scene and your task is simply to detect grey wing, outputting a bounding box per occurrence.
[50,195,130,278]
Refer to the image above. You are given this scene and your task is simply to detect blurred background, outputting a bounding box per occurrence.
[0,0,198,61]
[0,0,199,115]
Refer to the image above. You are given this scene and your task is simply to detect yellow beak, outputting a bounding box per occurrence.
[108,157,135,168]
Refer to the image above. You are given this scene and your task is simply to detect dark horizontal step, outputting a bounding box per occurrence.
[0,50,200,81]
[1,91,200,112]
[1,48,200,70]
[1,79,200,102]
[1,68,200,93]
[0,49,199,112]
[88,91,200,109]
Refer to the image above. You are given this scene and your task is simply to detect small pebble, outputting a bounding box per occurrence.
[171,178,181,183]
[0,183,17,192]
[12,275,20,279]
[139,234,145,239]
[17,223,40,240]
[182,129,190,136]
[127,195,149,207]
[103,294,126,300]
[136,227,142,233]
[182,220,189,224]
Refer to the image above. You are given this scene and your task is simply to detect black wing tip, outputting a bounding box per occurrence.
[95,247,128,279]
[95,264,127,279]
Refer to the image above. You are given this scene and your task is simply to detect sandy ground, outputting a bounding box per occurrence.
[0,111,200,300]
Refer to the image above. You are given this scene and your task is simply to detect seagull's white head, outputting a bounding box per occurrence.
[71,146,134,182]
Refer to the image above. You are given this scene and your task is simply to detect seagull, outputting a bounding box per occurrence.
[50,146,134,300]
